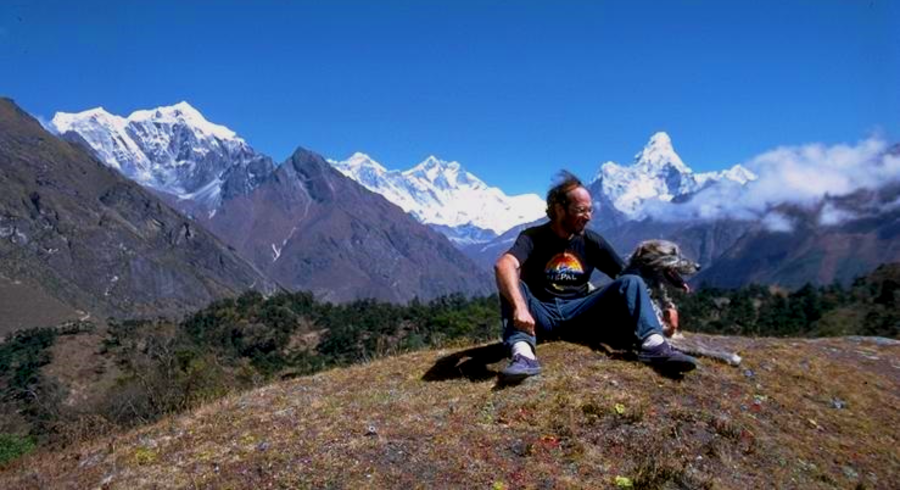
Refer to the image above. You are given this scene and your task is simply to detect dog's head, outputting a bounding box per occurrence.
[626,239,700,292]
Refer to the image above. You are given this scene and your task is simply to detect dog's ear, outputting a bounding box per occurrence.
[635,240,653,256]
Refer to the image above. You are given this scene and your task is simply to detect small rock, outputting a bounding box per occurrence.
[831,398,847,409]
[78,452,104,469]
[510,440,531,457]
[842,465,859,479]
[365,425,378,437]
[743,369,755,378]
[257,442,270,452]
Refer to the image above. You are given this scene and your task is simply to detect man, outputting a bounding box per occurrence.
[494,171,697,381]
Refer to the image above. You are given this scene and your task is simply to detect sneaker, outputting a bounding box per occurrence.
[500,354,542,382]
[638,341,698,373]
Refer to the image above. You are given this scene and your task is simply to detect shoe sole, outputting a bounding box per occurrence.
[499,369,541,382]
[639,357,697,373]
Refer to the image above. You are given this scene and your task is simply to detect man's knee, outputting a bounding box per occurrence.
[615,274,647,294]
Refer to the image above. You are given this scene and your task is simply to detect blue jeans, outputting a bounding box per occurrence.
[502,274,662,352]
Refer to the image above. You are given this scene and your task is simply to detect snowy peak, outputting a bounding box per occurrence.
[51,102,271,210]
[403,156,479,191]
[51,107,152,175]
[127,101,240,141]
[695,164,757,187]
[594,132,756,217]
[342,152,387,172]
[52,106,121,133]
[329,153,392,190]
[330,153,545,240]
[634,131,690,174]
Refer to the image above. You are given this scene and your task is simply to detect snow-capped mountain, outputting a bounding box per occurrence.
[51,102,273,211]
[329,153,546,243]
[594,132,756,218]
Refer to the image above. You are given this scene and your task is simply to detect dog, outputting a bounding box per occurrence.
[625,239,742,366]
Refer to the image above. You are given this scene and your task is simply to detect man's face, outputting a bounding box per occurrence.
[559,187,593,235]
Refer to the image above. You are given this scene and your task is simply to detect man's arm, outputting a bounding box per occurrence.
[494,253,535,335]
[587,231,625,279]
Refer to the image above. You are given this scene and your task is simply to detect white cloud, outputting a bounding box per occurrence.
[761,211,794,232]
[818,202,854,226]
[743,138,890,207]
[644,137,898,228]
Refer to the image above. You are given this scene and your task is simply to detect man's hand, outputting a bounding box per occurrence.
[512,307,536,336]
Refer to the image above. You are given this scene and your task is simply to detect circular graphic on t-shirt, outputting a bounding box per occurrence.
[545,252,585,290]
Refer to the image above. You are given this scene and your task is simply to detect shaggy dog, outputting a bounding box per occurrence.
[625,240,742,366]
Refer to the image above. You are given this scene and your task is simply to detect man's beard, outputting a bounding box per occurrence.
[565,220,586,236]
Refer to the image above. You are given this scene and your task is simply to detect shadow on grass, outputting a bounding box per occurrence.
[596,342,694,380]
[421,342,507,383]
[421,341,691,386]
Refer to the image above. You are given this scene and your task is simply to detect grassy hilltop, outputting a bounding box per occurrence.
[2,335,897,489]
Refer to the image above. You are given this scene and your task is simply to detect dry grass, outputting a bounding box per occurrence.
[2,334,898,489]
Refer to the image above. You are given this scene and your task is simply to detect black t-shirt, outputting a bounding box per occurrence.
[506,223,624,300]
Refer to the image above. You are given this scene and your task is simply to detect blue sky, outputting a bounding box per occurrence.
[2,0,898,195]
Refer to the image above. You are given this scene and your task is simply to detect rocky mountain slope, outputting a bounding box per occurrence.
[691,189,900,288]
[49,103,492,302]
[0,273,83,336]
[0,98,275,326]
[197,148,493,302]
[3,335,896,488]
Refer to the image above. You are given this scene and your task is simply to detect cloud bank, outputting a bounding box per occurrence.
[643,137,900,229]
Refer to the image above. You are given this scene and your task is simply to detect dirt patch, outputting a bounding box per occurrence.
[42,328,121,409]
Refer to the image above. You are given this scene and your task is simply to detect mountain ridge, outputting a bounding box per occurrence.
[46,102,492,303]
[45,101,900,292]
[196,146,494,303]
[329,152,546,243]
[0,97,277,326]
[51,102,275,213]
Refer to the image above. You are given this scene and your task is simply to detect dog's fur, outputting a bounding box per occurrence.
[625,239,742,366]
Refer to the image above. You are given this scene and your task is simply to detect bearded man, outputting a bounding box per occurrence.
[494,171,698,381]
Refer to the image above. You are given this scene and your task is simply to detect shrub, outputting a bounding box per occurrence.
[0,433,36,466]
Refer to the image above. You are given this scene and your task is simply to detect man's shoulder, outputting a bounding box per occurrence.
[582,228,607,244]
[520,222,552,238]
